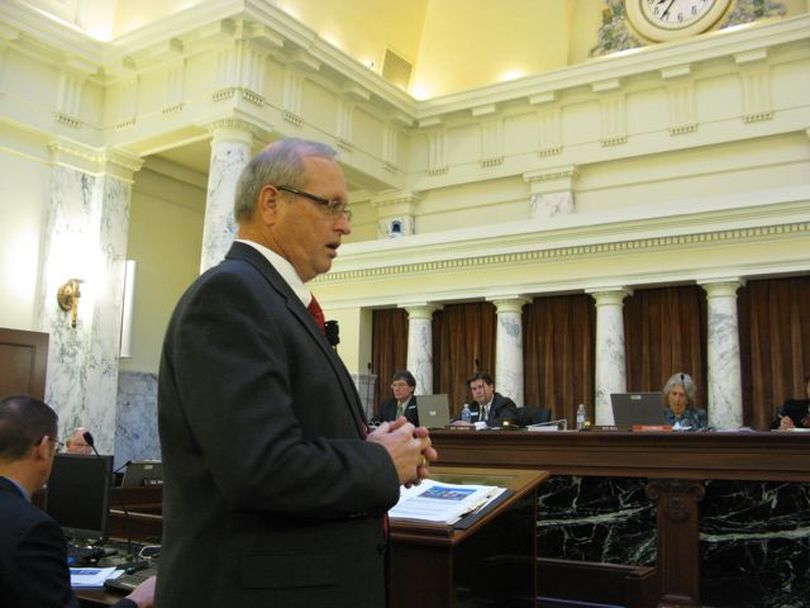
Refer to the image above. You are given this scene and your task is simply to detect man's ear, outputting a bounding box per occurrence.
[34,435,52,460]
[256,184,280,224]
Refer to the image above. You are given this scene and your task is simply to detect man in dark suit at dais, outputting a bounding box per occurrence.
[157,137,437,608]
[0,395,155,608]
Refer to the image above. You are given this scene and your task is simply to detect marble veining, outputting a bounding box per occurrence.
[407,312,434,396]
[40,167,131,455]
[496,311,524,406]
[114,371,161,468]
[537,476,656,565]
[699,480,810,608]
[531,191,574,219]
[536,476,810,608]
[706,302,743,429]
[200,139,250,272]
[593,297,627,425]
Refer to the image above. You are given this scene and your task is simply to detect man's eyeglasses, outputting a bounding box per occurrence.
[37,437,64,452]
[276,185,353,221]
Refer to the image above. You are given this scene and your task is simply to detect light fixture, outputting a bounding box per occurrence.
[56,278,83,328]
[119,260,136,358]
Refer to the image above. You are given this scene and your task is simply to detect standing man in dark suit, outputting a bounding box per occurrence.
[380,370,420,425]
[460,372,518,427]
[157,138,437,608]
[0,395,155,608]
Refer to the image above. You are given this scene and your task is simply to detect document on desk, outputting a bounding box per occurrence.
[388,479,506,525]
[70,566,118,588]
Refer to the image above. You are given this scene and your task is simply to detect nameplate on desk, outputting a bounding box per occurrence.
[632,424,673,432]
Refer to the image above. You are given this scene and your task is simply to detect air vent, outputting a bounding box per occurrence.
[382,48,412,89]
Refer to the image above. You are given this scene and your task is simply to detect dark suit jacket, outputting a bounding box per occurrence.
[461,392,518,427]
[380,395,419,425]
[0,477,134,608]
[157,242,400,608]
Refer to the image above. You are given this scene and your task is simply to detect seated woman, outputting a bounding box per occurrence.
[770,375,810,431]
[662,372,707,430]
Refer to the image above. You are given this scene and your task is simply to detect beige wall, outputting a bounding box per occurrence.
[413,0,599,98]
[0,141,50,331]
[118,167,205,374]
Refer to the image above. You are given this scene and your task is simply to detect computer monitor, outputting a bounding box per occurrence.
[46,453,113,542]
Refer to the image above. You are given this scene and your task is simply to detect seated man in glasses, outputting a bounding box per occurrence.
[64,427,93,454]
[380,370,420,426]
[0,395,155,608]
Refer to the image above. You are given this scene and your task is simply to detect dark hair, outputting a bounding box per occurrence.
[467,372,494,387]
[391,370,416,388]
[0,395,58,462]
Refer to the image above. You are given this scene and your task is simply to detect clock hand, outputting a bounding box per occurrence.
[660,0,677,18]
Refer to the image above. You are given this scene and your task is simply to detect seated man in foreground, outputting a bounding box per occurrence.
[0,395,155,608]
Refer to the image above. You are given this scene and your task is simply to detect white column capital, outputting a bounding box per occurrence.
[207,118,258,146]
[47,139,144,181]
[401,304,442,320]
[489,296,531,315]
[698,279,746,299]
[587,287,633,307]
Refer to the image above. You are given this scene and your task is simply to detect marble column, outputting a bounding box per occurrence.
[700,280,745,429]
[491,297,530,406]
[38,143,143,455]
[200,120,254,272]
[588,288,632,425]
[403,304,442,395]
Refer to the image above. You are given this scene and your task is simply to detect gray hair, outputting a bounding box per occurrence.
[662,372,697,408]
[233,138,337,223]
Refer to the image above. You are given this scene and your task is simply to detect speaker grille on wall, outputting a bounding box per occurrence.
[382,48,412,89]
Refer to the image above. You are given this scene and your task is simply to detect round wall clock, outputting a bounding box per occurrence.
[625,0,733,42]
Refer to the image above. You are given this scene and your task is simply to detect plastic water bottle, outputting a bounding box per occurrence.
[461,403,472,423]
[576,403,586,430]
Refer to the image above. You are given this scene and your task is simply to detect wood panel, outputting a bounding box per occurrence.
[429,429,810,482]
[0,327,49,400]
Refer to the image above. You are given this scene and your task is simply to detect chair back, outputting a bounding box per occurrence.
[517,406,551,426]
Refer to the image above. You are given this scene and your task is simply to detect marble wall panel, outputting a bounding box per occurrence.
[114,371,161,468]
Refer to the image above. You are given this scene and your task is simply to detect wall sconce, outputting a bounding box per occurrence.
[56,278,83,328]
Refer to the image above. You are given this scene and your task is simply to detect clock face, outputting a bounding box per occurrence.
[625,0,732,41]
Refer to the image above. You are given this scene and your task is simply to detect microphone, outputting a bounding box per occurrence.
[83,431,101,458]
[474,358,481,371]
[325,320,340,348]
[83,432,135,557]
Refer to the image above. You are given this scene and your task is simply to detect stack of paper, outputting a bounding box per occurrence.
[388,479,506,525]
[70,566,118,588]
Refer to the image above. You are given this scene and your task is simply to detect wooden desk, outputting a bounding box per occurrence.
[429,430,810,607]
[389,466,550,608]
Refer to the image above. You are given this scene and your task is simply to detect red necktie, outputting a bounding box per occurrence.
[307,295,326,335]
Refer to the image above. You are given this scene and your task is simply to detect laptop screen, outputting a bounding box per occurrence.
[416,394,451,429]
[610,392,665,426]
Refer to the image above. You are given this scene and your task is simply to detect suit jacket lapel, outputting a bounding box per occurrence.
[225,243,368,436]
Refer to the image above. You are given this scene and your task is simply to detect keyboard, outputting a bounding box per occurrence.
[104,567,157,593]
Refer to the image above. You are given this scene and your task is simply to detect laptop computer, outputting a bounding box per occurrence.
[610,392,665,426]
[121,461,163,488]
[416,394,451,429]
